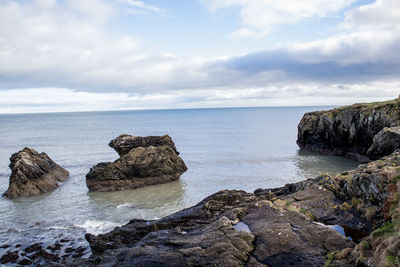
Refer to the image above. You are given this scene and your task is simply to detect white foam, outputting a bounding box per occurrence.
[117,203,135,209]
[75,220,121,235]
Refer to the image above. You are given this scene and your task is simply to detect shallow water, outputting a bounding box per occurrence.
[0,107,359,255]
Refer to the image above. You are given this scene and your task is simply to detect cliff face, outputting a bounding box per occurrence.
[297,99,400,162]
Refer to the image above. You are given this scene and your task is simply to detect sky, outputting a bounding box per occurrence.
[0,0,399,113]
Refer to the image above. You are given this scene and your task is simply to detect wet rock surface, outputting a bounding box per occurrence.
[3,147,69,199]
[86,135,187,192]
[84,189,353,267]
[297,98,400,162]
[0,239,90,266]
[80,151,400,266]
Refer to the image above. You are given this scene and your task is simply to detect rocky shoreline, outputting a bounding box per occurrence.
[1,99,400,266]
[79,150,399,266]
[297,98,400,162]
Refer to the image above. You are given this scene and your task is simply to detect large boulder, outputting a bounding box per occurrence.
[3,148,69,199]
[367,126,400,160]
[297,98,400,162]
[109,134,179,156]
[86,135,187,192]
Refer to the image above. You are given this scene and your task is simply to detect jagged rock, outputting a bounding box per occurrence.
[109,134,179,156]
[86,135,187,192]
[85,190,353,267]
[297,98,400,162]
[81,150,400,267]
[3,148,69,199]
[367,126,400,160]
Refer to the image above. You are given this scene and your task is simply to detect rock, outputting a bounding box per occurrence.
[0,251,19,264]
[367,126,400,160]
[86,135,187,192]
[297,98,400,162]
[3,147,69,199]
[109,134,179,156]
[81,150,400,266]
[84,188,353,266]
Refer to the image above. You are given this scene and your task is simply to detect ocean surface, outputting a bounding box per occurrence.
[0,107,359,258]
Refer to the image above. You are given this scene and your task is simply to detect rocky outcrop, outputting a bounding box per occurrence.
[83,150,400,266]
[85,190,353,267]
[367,126,400,160]
[86,135,187,192]
[3,148,69,199]
[297,98,400,162]
[109,134,179,156]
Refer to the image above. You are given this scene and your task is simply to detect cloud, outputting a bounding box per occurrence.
[121,0,162,13]
[0,0,399,114]
[118,0,169,16]
[203,0,357,38]
[342,0,400,31]
[0,81,397,114]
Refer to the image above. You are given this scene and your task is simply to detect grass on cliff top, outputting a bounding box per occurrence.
[319,98,400,115]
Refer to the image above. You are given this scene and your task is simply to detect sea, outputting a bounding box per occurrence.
[0,107,359,259]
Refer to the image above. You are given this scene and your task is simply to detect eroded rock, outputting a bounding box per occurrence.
[82,150,400,266]
[297,98,400,162]
[86,135,187,192]
[3,147,69,199]
[367,126,400,160]
[109,134,179,156]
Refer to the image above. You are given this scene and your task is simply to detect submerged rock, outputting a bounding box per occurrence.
[3,148,69,199]
[297,98,400,162]
[86,135,187,192]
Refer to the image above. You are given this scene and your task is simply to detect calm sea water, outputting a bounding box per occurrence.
[0,107,359,257]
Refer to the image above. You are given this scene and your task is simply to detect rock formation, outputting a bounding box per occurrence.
[367,126,400,160]
[297,98,400,162]
[86,134,187,192]
[109,134,179,156]
[83,151,400,266]
[3,147,69,199]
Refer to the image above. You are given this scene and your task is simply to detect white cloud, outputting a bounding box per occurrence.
[0,80,397,114]
[0,0,400,114]
[204,0,356,38]
[118,0,169,16]
[342,0,400,31]
[121,0,163,13]
[0,0,197,92]
[287,31,400,65]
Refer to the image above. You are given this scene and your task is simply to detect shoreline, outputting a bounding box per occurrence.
[1,99,400,266]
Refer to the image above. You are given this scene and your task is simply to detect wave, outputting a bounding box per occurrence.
[75,220,121,235]
[117,203,136,209]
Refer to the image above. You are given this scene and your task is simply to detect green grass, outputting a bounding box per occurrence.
[386,255,399,266]
[372,222,394,237]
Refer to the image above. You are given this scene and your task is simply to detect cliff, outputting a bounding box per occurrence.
[297,98,400,162]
